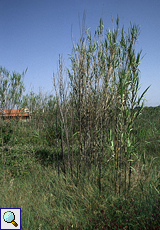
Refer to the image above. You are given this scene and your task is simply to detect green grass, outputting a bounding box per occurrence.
[0,106,160,229]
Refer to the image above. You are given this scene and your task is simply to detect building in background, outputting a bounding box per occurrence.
[0,108,31,122]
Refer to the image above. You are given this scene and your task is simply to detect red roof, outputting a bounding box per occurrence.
[0,109,30,116]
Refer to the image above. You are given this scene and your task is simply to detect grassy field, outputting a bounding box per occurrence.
[0,106,160,230]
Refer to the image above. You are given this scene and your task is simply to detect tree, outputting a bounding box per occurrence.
[0,66,27,109]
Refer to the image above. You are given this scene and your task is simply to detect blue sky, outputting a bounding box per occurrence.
[0,0,160,107]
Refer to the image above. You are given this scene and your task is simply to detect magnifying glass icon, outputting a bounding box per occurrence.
[3,211,18,227]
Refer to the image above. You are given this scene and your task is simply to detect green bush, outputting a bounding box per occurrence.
[46,124,64,146]
[0,121,13,145]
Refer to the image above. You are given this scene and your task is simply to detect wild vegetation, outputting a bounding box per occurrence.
[0,15,160,229]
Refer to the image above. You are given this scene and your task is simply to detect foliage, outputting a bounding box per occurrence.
[46,124,62,146]
[0,120,13,145]
[0,66,27,109]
